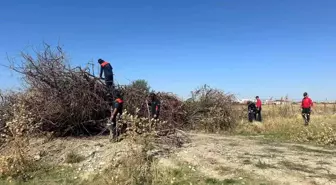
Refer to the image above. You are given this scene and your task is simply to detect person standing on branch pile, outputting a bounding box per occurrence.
[255,96,262,122]
[301,92,313,126]
[148,92,161,119]
[107,90,124,142]
[98,58,114,91]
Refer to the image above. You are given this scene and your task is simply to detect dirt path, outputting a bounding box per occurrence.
[160,133,336,185]
[7,133,335,184]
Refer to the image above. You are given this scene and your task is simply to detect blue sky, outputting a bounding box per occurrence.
[1,0,336,101]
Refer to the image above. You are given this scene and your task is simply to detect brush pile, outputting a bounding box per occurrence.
[1,44,185,136]
[184,85,239,132]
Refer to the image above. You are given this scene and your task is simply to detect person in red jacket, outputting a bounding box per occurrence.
[301,92,313,125]
[255,96,262,122]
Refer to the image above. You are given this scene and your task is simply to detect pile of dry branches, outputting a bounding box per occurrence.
[0,44,240,138]
[2,44,185,136]
[184,85,239,132]
[120,85,186,130]
[6,45,112,135]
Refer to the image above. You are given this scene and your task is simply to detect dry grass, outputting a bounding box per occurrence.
[236,113,336,146]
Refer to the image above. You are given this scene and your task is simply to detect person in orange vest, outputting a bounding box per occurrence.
[301,92,313,125]
[255,96,262,122]
[98,59,114,90]
[107,90,124,141]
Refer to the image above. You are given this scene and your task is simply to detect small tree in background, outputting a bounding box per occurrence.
[129,79,151,94]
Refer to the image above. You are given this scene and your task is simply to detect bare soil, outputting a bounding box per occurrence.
[160,133,336,185]
[4,133,336,185]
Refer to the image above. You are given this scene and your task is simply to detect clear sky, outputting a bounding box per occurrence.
[1,0,336,101]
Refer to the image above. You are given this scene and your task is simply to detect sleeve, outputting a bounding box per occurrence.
[310,99,313,107]
[100,66,103,78]
[301,99,304,108]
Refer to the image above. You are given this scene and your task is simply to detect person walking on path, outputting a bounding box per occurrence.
[255,96,262,122]
[301,92,313,126]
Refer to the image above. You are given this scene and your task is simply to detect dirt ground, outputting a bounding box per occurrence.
[6,133,336,185]
[159,133,336,185]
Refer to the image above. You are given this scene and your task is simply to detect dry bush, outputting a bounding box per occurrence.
[0,138,36,179]
[112,109,185,143]
[184,85,238,132]
[0,96,37,179]
[264,104,297,118]
[0,91,21,133]
[294,117,336,145]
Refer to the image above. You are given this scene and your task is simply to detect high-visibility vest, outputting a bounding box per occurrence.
[101,61,109,67]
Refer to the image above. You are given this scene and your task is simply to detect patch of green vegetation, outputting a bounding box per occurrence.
[1,161,277,185]
[205,178,239,184]
[65,151,85,164]
[279,161,314,173]
[291,145,335,155]
[160,164,244,185]
[0,166,79,185]
[261,132,292,141]
[255,160,277,169]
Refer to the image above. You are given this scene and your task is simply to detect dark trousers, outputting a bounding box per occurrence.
[110,117,118,138]
[110,115,126,139]
[105,76,114,92]
[248,110,255,122]
[255,108,262,122]
[302,108,311,125]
